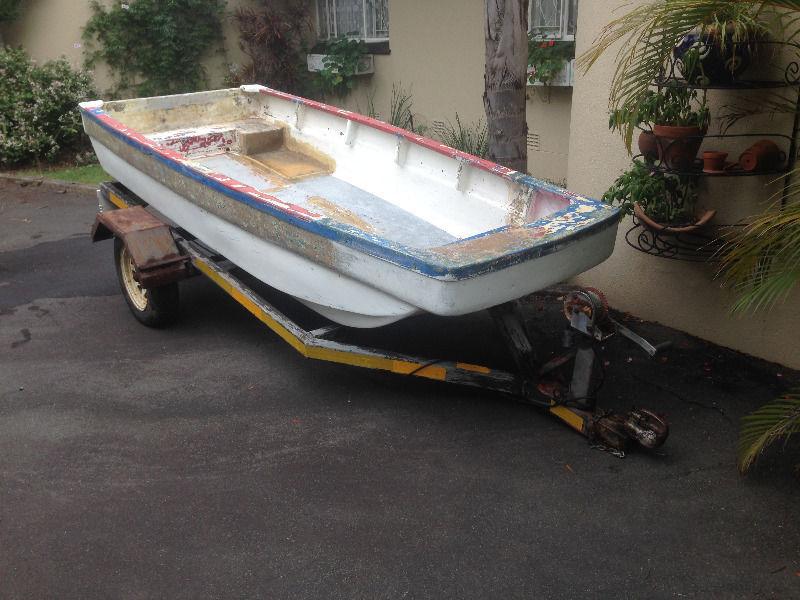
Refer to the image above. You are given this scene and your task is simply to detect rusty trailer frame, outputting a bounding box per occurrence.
[94,182,669,453]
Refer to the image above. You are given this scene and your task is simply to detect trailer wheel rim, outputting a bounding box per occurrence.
[119,245,148,312]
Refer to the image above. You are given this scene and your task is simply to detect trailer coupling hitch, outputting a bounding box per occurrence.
[592,408,669,451]
[563,288,671,357]
[562,289,670,451]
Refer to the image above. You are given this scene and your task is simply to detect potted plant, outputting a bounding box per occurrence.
[651,82,710,171]
[609,90,662,161]
[527,39,575,86]
[603,160,715,232]
[672,4,768,85]
[307,37,373,97]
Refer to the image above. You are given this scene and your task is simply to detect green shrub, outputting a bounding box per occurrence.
[83,0,226,97]
[0,48,96,167]
[437,114,488,159]
[315,37,368,97]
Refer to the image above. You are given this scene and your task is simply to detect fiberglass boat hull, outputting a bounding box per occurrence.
[81,87,619,328]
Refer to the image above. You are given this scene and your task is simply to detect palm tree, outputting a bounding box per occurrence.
[578,0,800,472]
[484,0,529,171]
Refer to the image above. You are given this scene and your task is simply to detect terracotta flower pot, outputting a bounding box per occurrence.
[702,150,728,173]
[633,202,716,234]
[739,140,786,172]
[653,124,705,171]
[638,131,659,161]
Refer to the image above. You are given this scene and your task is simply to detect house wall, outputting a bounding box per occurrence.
[1,0,574,182]
[0,0,254,94]
[567,0,800,369]
[526,87,572,185]
[339,0,572,184]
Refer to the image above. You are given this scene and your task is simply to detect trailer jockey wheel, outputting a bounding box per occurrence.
[114,237,180,328]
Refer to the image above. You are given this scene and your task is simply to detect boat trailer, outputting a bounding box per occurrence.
[92,182,670,454]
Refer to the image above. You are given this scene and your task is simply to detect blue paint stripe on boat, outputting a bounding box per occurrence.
[83,108,620,280]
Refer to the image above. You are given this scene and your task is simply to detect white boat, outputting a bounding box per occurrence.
[80,86,619,328]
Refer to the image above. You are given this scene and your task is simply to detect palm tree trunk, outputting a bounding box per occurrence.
[484,0,529,172]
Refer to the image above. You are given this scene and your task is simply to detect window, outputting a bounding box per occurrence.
[316,0,389,42]
[530,0,578,41]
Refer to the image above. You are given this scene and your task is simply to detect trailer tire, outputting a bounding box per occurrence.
[114,237,180,328]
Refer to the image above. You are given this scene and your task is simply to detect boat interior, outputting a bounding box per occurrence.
[102,90,574,250]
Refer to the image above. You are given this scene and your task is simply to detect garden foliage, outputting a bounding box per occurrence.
[230,2,313,96]
[83,0,225,97]
[0,47,95,166]
[316,37,368,97]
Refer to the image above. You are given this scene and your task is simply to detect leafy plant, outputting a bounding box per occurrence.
[609,85,710,149]
[0,47,95,167]
[83,0,225,97]
[315,37,368,97]
[654,85,710,128]
[738,390,800,472]
[608,90,662,148]
[230,2,313,96]
[437,114,489,159]
[602,159,698,223]
[527,39,575,85]
[385,83,429,134]
[389,83,414,129]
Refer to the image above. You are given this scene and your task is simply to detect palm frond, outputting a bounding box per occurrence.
[716,197,800,313]
[718,91,798,133]
[738,389,800,472]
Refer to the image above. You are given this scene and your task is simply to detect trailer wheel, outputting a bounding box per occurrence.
[114,237,179,328]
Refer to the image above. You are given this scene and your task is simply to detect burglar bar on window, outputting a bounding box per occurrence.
[316,0,390,42]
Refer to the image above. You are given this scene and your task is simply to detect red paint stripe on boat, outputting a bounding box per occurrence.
[91,111,323,222]
[258,87,518,179]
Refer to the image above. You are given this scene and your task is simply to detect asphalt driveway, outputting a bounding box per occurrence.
[1,178,798,599]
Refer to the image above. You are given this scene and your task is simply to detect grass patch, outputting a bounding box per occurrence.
[16,163,109,185]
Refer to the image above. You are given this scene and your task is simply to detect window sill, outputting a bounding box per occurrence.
[307,54,375,75]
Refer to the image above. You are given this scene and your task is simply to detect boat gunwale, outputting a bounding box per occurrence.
[80,90,620,281]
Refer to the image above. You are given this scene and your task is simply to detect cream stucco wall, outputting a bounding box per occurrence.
[526,86,572,184]
[338,0,571,183]
[344,1,486,129]
[567,0,800,369]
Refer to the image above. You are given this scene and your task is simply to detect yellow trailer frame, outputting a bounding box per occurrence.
[95,182,669,454]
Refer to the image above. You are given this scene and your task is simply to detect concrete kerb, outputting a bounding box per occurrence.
[0,172,100,193]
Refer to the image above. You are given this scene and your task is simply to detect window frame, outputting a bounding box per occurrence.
[529,0,577,42]
[315,0,390,44]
